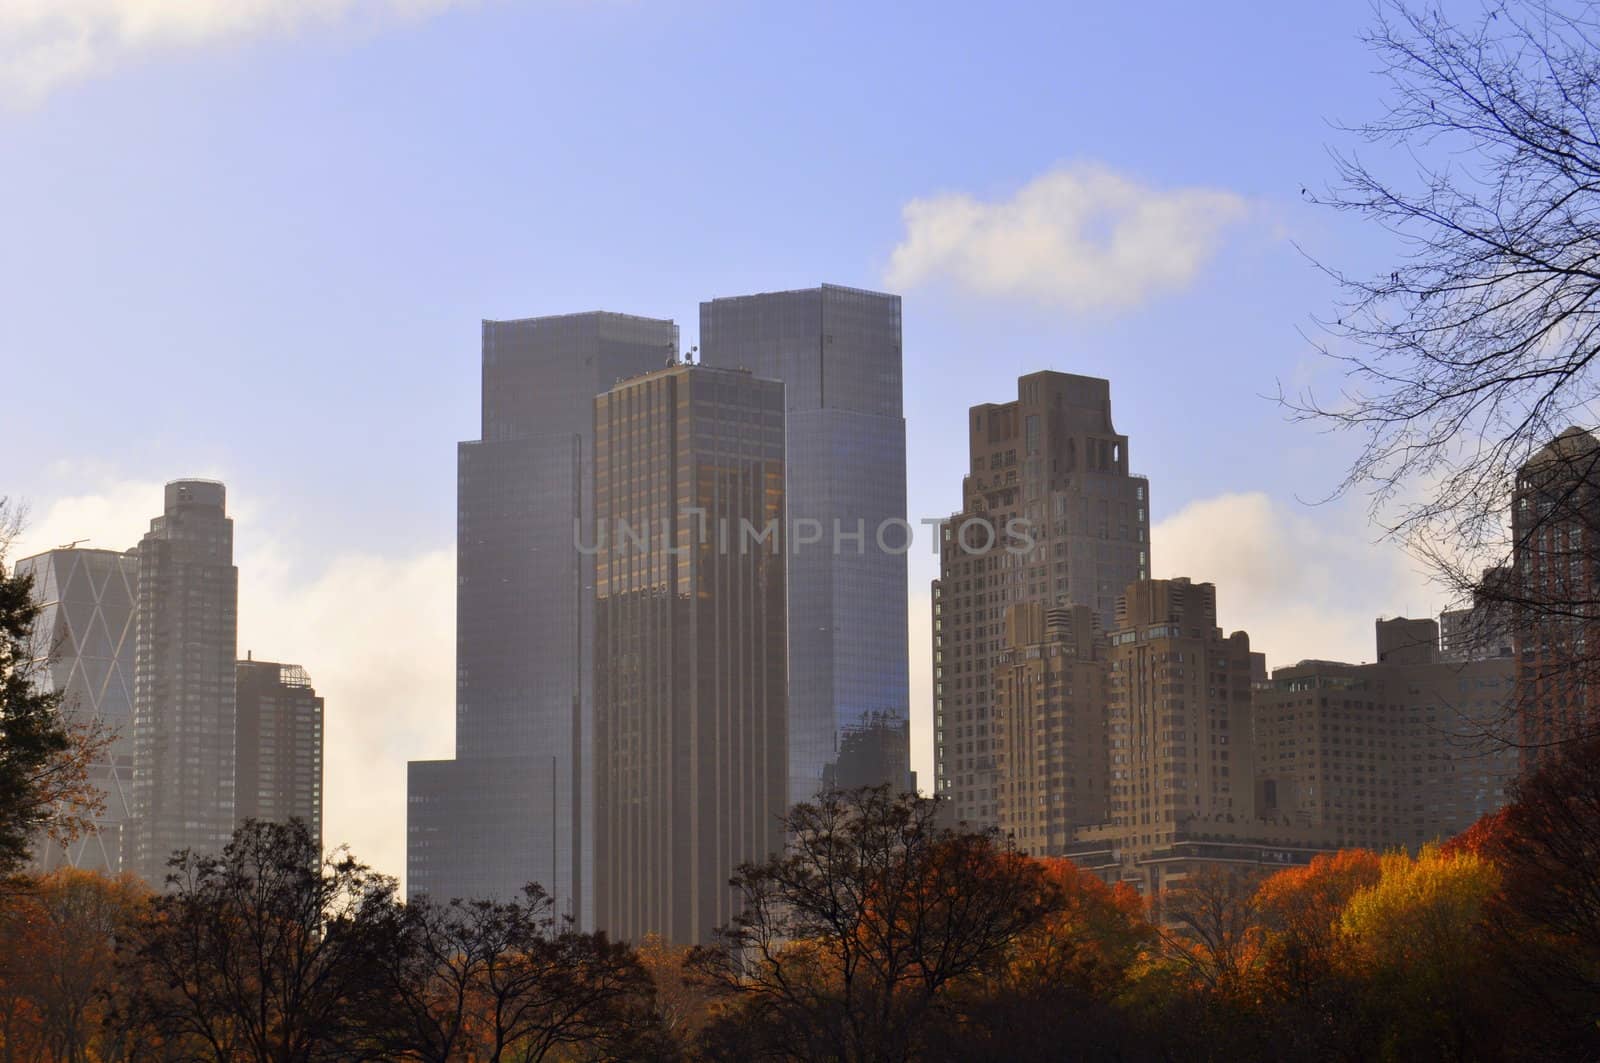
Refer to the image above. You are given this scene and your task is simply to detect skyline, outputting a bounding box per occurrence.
[2,0,1447,888]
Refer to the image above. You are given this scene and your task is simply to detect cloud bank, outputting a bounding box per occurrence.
[885,165,1249,314]
[11,476,454,887]
[0,0,473,103]
[1151,491,1441,671]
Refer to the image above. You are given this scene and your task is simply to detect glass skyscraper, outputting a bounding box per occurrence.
[408,311,678,919]
[698,284,912,804]
[13,546,139,873]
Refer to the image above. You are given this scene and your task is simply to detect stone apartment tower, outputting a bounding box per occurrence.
[236,657,324,847]
[933,372,1149,828]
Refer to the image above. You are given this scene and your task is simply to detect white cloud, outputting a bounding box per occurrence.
[0,0,475,103]
[10,477,453,888]
[885,164,1250,314]
[1151,491,1442,671]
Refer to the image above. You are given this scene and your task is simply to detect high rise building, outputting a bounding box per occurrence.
[13,547,138,873]
[131,480,238,881]
[1254,618,1518,850]
[1440,567,1516,663]
[235,657,324,847]
[933,372,1149,827]
[408,311,678,917]
[990,602,1108,855]
[1512,426,1600,767]
[699,284,911,803]
[592,363,787,945]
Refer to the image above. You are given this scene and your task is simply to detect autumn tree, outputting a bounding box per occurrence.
[114,818,396,1062]
[693,787,1060,1063]
[1468,736,1600,1058]
[0,868,148,1063]
[1339,845,1503,1060]
[937,857,1153,1062]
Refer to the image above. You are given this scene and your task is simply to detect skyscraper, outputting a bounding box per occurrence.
[699,284,911,804]
[13,546,138,873]
[1512,426,1600,767]
[235,657,324,847]
[933,372,1149,828]
[592,363,788,945]
[132,480,239,881]
[991,602,1108,855]
[408,311,678,917]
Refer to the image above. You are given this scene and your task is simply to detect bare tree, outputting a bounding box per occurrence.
[1290,1,1600,751]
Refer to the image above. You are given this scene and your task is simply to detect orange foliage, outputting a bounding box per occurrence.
[1007,858,1152,995]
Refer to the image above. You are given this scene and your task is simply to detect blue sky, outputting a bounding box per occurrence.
[0,0,1437,883]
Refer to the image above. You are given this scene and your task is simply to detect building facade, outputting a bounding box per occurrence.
[131,480,239,882]
[592,363,788,945]
[699,284,911,803]
[407,311,677,917]
[990,602,1108,855]
[1254,618,1518,850]
[235,657,324,846]
[1512,426,1600,767]
[13,547,138,873]
[933,372,1149,827]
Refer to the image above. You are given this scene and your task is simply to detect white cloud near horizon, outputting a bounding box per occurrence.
[1150,491,1442,671]
[0,0,475,104]
[10,476,454,888]
[885,165,1250,314]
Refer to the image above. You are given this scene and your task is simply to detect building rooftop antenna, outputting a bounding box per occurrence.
[57,538,88,550]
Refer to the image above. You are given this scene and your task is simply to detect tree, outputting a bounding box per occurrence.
[1339,845,1503,1060]
[1157,865,1265,997]
[115,818,396,1062]
[1469,736,1600,1058]
[1289,0,1600,750]
[0,868,148,1063]
[692,787,1060,1063]
[0,500,104,882]
[361,885,666,1063]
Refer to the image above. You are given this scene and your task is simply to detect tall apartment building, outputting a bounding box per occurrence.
[1253,618,1518,850]
[13,547,138,873]
[409,312,677,916]
[1512,426,1600,767]
[592,363,788,946]
[699,284,911,802]
[933,372,1149,827]
[991,602,1108,855]
[1440,567,1515,663]
[235,657,324,847]
[131,480,239,881]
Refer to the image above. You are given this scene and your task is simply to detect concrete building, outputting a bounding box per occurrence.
[407,311,677,917]
[235,657,324,847]
[991,602,1108,855]
[131,480,239,882]
[1254,618,1518,850]
[13,547,138,873]
[699,284,911,803]
[933,371,1149,827]
[592,363,788,946]
[1512,426,1600,767]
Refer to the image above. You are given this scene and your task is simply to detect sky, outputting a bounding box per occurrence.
[0,0,1450,887]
